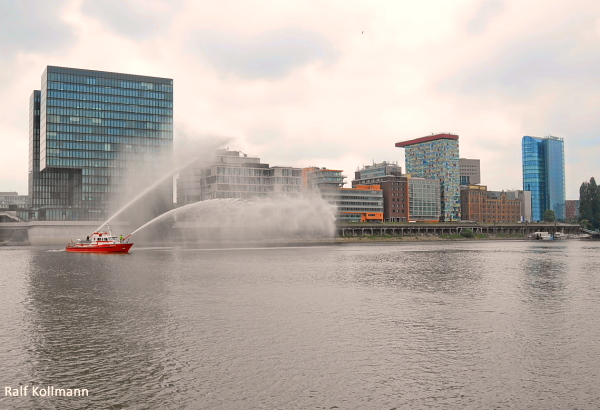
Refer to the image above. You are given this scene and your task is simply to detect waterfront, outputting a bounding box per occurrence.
[1,240,600,409]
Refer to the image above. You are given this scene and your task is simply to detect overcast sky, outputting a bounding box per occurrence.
[1,0,598,199]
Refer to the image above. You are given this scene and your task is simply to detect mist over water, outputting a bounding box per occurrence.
[102,137,230,232]
[131,195,337,243]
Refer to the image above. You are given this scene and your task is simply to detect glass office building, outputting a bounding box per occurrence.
[28,66,173,221]
[522,135,565,221]
[396,133,461,221]
[408,177,441,221]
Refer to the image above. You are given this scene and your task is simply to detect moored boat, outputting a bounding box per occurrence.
[532,231,553,240]
[66,225,133,253]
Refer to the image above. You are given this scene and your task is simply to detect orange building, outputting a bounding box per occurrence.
[338,185,384,222]
[303,167,383,222]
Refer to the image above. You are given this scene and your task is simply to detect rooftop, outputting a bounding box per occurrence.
[395,133,459,148]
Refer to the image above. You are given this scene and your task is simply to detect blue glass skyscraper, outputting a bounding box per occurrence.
[29,66,173,221]
[522,135,565,221]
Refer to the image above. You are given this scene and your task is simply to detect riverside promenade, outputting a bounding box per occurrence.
[337,222,582,238]
[0,220,583,245]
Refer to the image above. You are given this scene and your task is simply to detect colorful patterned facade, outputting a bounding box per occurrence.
[396,133,461,221]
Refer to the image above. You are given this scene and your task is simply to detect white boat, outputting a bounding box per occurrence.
[532,231,553,240]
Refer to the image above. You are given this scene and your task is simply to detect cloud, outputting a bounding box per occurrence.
[80,0,180,39]
[466,0,506,35]
[0,0,73,55]
[443,13,600,99]
[189,28,338,79]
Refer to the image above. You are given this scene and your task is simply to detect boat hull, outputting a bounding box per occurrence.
[66,243,134,253]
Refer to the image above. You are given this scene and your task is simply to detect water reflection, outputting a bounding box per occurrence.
[521,245,569,304]
[1,241,600,409]
[20,250,180,409]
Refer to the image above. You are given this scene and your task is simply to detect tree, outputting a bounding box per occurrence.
[460,228,474,238]
[580,219,592,230]
[543,209,556,222]
[579,177,600,229]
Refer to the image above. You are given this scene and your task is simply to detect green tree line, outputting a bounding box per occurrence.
[579,177,600,229]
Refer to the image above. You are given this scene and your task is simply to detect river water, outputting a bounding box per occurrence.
[1,239,600,409]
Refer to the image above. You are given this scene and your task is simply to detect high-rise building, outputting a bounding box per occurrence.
[459,158,481,185]
[522,135,565,221]
[28,66,173,221]
[176,149,303,204]
[396,133,461,221]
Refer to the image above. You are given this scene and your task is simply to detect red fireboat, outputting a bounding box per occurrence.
[66,225,133,253]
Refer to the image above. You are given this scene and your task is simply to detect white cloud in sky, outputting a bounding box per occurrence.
[0,0,598,199]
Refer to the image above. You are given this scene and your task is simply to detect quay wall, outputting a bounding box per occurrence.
[337,222,581,237]
[0,221,585,245]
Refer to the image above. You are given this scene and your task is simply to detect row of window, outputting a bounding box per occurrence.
[337,207,382,212]
[214,184,271,192]
[46,140,168,152]
[44,132,172,146]
[325,195,383,204]
[82,168,147,177]
[81,185,121,193]
[215,176,272,185]
[213,192,270,199]
[312,176,345,183]
[29,197,71,205]
[277,169,303,177]
[43,158,163,168]
[82,177,110,185]
[45,148,163,160]
[46,115,173,131]
[46,124,173,137]
[46,90,172,108]
[215,167,272,177]
[48,98,173,116]
[47,107,171,123]
[208,176,303,185]
[30,180,75,189]
[48,81,171,101]
[30,169,80,178]
[47,72,172,92]
[274,177,301,185]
